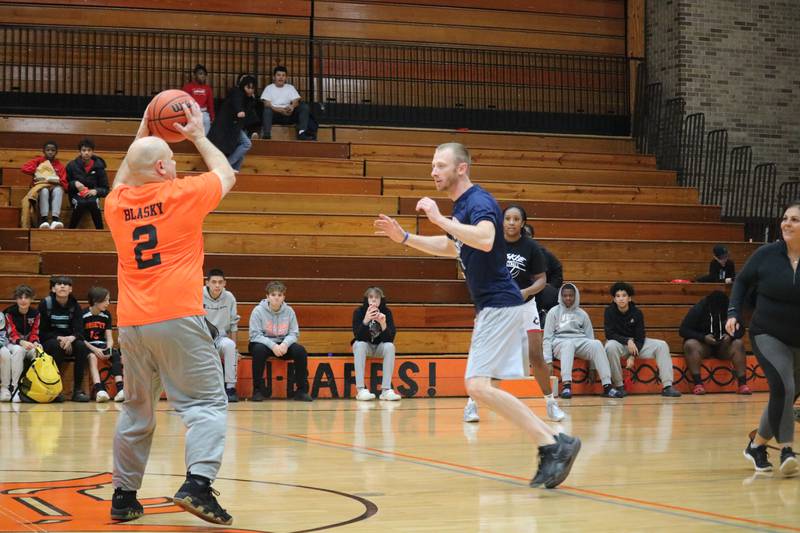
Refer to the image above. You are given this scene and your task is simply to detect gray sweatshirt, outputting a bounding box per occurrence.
[543,283,595,360]
[248,300,299,349]
[202,287,239,337]
[0,313,8,347]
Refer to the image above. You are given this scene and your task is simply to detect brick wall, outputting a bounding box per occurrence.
[645,0,800,183]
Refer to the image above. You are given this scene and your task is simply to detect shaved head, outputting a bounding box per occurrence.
[121,136,176,185]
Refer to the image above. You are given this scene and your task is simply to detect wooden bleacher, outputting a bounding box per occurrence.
[0,115,763,398]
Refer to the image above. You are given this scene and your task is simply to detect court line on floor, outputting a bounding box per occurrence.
[284,431,799,533]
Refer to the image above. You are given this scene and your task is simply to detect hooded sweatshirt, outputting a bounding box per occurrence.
[21,155,68,189]
[249,300,299,349]
[38,294,84,343]
[680,292,744,342]
[66,155,109,199]
[543,284,595,360]
[604,301,646,351]
[202,287,239,337]
[352,296,396,344]
[4,304,40,344]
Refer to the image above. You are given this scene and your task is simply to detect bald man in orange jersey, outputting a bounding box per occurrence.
[105,102,236,525]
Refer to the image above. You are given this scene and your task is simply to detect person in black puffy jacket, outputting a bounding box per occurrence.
[351,286,400,401]
[66,138,109,229]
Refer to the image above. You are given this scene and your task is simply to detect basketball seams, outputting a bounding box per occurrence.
[148,90,192,141]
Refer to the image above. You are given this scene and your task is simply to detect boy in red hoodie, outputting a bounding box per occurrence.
[20,140,68,229]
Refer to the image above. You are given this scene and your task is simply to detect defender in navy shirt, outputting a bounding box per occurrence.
[374,142,580,489]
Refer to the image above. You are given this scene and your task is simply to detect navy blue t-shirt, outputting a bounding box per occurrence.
[449,185,524,311]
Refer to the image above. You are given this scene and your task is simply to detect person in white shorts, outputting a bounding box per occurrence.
[375,142,580,489]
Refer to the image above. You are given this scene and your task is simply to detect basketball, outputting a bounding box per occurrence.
[147,89,194,143]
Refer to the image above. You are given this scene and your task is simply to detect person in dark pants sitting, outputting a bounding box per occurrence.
[248,281,312,402]
[66,138,109,229]
[258,66,311,141]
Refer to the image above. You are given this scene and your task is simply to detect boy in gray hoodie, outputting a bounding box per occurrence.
[203,269,240,403]
[543,283,623,399]
[248,280,312,402]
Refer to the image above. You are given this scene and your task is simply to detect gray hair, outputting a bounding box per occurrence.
[435,142,471,170]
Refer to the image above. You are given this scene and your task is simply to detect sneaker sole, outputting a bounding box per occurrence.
[110,509,144,522]
[780,457,799,477]
[172,496,233,526]
[743,450,773,472]
[544,437,581,489]
[463,417,480,423]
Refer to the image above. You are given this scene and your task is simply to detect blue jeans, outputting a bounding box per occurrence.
[227,130,252,171]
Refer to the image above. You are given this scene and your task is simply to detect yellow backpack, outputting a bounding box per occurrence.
[17,346,63,403]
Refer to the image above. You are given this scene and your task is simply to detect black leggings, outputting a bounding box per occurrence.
[69,199,103,229]
[42,338,89,390]
[249,342,309,393]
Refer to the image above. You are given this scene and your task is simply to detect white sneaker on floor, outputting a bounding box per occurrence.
[463,398,480,423]
[356,388,376,401]
[50,220,64,229]
[12,391,21,403]
[546,399,566,422]
[0,388,11,402]
[39,221,50,229]
[114,389,125,402]
[379,389,401,401]
[95,390,110,403]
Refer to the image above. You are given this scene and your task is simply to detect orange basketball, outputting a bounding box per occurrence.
[146,89,194,143]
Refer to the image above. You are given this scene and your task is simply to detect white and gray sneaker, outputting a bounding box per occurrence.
[546,399,566,422]
[96,390,110,403]
[379,389,401,401]
[356,388,376,401]
[463,398,480,423]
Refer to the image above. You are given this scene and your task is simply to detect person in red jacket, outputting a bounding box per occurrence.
[182,64,215,134]
[20,140,68,229]
[3,285,41,402]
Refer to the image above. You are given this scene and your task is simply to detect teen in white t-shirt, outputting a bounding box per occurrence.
[259,66,311,140]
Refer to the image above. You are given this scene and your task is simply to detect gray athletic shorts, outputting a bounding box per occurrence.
[465,300,532,380]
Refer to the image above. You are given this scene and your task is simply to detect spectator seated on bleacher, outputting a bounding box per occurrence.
[603,281,681,398]
[182,64,215,134]
[543,283,623,399]
[351,286,400,401]
[248,281,312,403]
[2,285,41,402]
[82,286,124,403]
[208,74,259,172]
[202,268,240,403]
[38,276,90,402]
[257,66,313,141]
[696,244,736,284]
[0,302,13,402]
[20,140,67,229]
[66,138,109,229]
[680,290,750,396]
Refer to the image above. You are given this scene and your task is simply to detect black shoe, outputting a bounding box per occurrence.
[110,488,144,521]
[226,388,238,403]
[779,447,799,477]
[743,440,773,472]
[173,475,233,525]
[261,133,271,140]
[560,385,572,399]
[601,386,624,399]
[251,387,265,402]
[615,387,627,398]
[661,385,682,397]
[53,393,65,403]
[72,391,90,402]
[294,391,313,402]
[531,433,582,489]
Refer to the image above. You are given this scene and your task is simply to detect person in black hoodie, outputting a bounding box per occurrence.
[207,74,258,171]
[38,275,90,402]
[604,282,680,398]
[679,290,748,396]
[696,244,736,283]
[66,138,109,229]
[351,287,400,401]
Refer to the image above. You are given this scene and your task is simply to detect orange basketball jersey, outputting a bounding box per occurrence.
[105,172,222,326]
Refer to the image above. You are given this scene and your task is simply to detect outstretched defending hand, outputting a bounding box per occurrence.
[174,101,205,143]
[416,197,446,226]
[374,214,407,243]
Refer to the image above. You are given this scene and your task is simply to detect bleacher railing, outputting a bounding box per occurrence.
[633,63,796,242]
[0,24,632,135]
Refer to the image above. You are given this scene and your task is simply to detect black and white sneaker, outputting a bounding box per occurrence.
[743,440,773,472]
[779,447,799,477]
[110,488,144,521]
[530,433,581,489]
[173,474,233,525]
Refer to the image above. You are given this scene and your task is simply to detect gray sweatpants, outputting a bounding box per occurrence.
[606,338,674,388]
[38,185,63,218]
[752,333,800,444]
[214,335,239,388]
[113,316,227,490]
[353,341,396,390]
[553,338,612,385]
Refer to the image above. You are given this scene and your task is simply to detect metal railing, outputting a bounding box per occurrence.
[0,24,632,135]
[632,63,796,242]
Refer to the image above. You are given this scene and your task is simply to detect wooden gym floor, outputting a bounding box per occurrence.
[1,394,798,532]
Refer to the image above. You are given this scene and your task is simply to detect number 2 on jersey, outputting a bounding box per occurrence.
[133,224,161,269]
